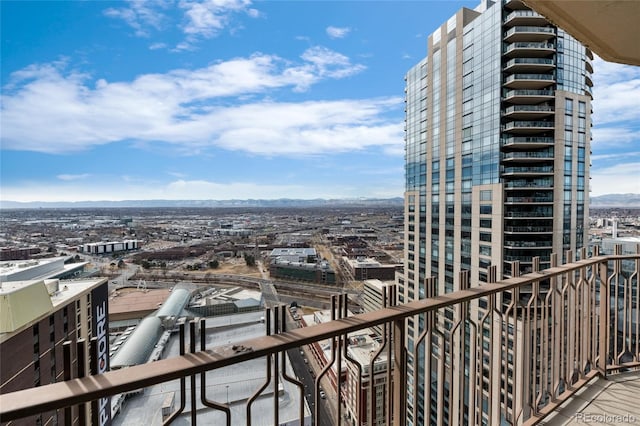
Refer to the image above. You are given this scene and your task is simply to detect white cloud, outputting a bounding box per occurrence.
[178,0,258,46]
[592,57,640,125]
[104,0,259,49]
[590,162,640,196]
[104,1,166,37]
[326,26,351,39]
[209,101,403,155]
[299,46,365,80]
[590,152,640,162]
[0,50,402,157]
[57,173,91,181]
[149,42,167,50]
[591,127,640,149]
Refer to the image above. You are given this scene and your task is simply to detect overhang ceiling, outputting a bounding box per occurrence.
[523,0,640,66]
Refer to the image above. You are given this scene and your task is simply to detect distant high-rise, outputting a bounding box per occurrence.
[400,0,592,424]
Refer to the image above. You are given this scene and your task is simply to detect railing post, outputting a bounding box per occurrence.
[63,341,72,426]
[89,337,98,425]
[189,320,197,425]
[393,315,406,426]
[598,255,609,378]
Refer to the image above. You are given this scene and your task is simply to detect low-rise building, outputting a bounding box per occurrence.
[269,259,336,284]
[0,256,87,283]
[268,247,318,263]
[343,258,398,281]
[82,240,139,255]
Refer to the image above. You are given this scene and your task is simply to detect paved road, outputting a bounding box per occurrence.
[286,347,333,426]
[260,281,280,308]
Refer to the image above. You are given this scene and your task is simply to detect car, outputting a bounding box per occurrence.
[319,390,326,399]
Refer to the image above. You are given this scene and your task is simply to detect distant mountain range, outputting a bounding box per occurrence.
[590,193,640,208]
[0,197,405,209]
[1,194,638,209]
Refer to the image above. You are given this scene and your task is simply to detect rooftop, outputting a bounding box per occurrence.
[0,256,87,283]
[0,277,106,338]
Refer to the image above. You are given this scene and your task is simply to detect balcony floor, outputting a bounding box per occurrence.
[541,371,640,425]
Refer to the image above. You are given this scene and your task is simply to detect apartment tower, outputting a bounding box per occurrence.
[400,0,592,424]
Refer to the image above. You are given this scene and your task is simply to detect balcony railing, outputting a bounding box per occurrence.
[503,165,554,174]
[501,136,554,146]
[504,178,554,188]
[503,121,554,131]
[504,58,555,71]
[504,105,554,114]
[504,26,555,37]
[504,42,555,57]
[1,249,638,426]
[505,196,554,203]
[505,225,553,233]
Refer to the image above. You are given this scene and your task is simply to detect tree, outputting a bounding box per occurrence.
[244,254,255,267]
[209,259,219,269]
[141,260,151,269]
[117,259,125,269]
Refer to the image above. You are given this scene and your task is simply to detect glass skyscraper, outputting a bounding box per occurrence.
[400,0,592,424]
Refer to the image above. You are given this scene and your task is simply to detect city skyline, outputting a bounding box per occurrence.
[1,0,639,203]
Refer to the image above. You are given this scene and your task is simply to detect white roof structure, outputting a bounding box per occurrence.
[113,311,311,425]
[0,277,106,338]
[0,256,87,283]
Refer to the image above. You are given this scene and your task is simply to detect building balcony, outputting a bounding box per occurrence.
[1,250,639,426]
[585,58,594,74]
[501,136,554,148]
[504,209,553,218]
[504,240,553,249]
[585,85,593,99]
[505,195,553,203]
[502,150,554,161]
[502,165,554,176]
[503,89,554,104]
[502,120,554,133]
[503,253,552,263]
[503,0,528,11]
[504,10,549,26]
[503,104,554,119]
[504,73,555,89]
[504,225,553,233]
[504,57,555,73]
[504,42,555,58]
[504,178,554,189]
[585,73,594,87]
[503,26,555,42]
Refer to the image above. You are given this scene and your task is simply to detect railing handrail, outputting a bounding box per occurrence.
[1,253,639,422]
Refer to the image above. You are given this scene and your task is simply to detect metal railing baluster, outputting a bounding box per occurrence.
[198,318,231,426]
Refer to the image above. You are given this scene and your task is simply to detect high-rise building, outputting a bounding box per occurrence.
[400,0,592,424]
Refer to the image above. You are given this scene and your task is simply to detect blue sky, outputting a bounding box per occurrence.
[1,0,639,202]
